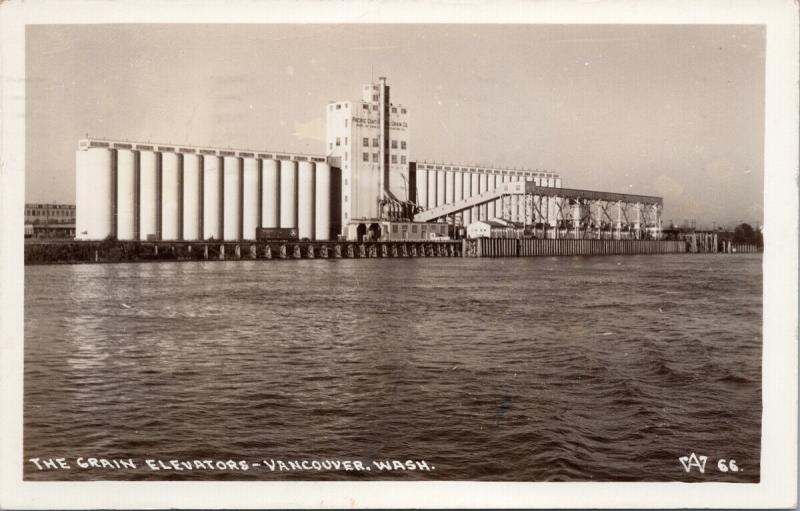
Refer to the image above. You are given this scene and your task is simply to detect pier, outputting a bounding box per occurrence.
[24,239,463,264]
[463,238,686,257]
[21,236,765,265]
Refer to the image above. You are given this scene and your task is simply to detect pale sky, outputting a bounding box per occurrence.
[26,24,765,227]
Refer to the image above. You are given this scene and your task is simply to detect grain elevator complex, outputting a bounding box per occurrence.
[75,77,664,243]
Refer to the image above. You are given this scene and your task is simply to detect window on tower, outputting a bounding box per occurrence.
[372,94,378,101]
[372,153,379,162]
[401,156,406,164]
[391,155,397,164]
[362,152,369,162]
[401,141,407,150]
[372,138,378,147]
[391,140,397,149]
[363,137,368,146]
[336,137,340,146]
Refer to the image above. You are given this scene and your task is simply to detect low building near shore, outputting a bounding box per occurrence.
[467,219,523,239]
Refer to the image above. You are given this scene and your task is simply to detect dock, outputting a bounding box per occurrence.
[22,237,763,265]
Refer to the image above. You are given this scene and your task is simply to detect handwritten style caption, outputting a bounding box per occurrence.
[28,457,434,473]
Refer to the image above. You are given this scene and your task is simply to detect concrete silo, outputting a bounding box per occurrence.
[416,167,427,209]
[511,175,521,223]
[487,174,497,220]
[261,159,279,229]
[470,172,480,222]
[454,171,463,224]
[116,149,136,240]
[138,150,159,241]
[436,170,445,207]
[445,170,454,205]
[203,155,222,240]
[427,169,437,208]
[547,176,557,233]
[161,151,181,240]
[223,156,241,241]
[242,157,259,240]
[182,153,201,240]
[297,161,314,240]
[75,147,113,240]
[279,160,297,229]
[462,172,472,225]
[479,173,488,221]
[314,162,331,241]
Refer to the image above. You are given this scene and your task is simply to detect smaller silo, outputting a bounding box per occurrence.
[279,160,298,229]
[242,157,259,240]
[161,151,181,240]
[223,156,241,241]
[182,153,201,240]
[203,155,221,240]
[116,149,136,240]
[314,162,331,240]
[261,158,280,228]
[138,150,158,241]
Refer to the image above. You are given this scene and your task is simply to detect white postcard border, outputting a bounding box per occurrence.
[1,0,797,508]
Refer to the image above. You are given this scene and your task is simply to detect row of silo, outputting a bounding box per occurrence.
[75,145,332,241]
[413,165,563,225]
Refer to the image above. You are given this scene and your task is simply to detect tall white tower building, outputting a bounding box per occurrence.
[326,77,412,230]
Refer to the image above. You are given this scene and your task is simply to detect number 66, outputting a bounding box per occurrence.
[717,459,739,472]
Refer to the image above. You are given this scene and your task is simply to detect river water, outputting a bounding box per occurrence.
[24,254,762,481]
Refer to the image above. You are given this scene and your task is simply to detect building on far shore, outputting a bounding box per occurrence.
[25,203,76,238]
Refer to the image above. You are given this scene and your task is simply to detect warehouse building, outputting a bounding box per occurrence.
[74,77,561,241]
[466,219,524,239]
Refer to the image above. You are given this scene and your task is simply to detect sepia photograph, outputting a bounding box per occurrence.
[1,0,797,509]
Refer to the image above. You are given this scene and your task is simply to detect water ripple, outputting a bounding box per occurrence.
[24,255,762,481]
